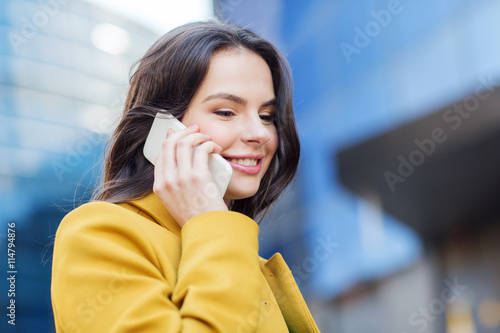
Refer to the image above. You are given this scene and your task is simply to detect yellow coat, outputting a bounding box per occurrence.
[51,193,320,332]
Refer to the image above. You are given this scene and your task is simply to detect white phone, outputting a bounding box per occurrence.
[143,113,232,197]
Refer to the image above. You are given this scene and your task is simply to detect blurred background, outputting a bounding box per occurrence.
[1,0,500,332]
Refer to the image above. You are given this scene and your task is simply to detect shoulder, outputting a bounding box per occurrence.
[53,201,180,274]
[55,201,174,255]
[57,201,138,237]
[58,200,164,234]
[62,200,134,222]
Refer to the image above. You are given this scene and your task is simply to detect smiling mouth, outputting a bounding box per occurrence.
[223,157,263,175]
[227,158,258,166]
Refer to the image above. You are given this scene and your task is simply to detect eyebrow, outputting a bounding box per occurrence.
[202,93,276,108]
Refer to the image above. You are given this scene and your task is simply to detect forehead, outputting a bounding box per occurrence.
[192,49,275,102]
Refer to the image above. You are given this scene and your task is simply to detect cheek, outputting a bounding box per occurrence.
[198,124,232,150]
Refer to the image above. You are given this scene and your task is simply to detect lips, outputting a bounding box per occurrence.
[223,154,264,175]
[228,158,258,166]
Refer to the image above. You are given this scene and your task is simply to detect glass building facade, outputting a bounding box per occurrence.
[0,1,157,331]
[215,0,500,332]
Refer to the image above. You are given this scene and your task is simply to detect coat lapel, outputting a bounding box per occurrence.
[260,253,320,333]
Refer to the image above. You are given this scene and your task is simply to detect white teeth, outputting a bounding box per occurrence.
[229,158,257,166]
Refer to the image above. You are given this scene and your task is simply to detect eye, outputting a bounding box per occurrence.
[260,114,275,124]
[214,110,235,118]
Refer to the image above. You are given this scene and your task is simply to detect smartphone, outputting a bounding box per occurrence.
[143,113,232,197]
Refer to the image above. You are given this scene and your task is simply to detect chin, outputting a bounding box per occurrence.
[224,183,260,201]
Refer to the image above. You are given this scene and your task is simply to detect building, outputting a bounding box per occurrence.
[0,1,157,331]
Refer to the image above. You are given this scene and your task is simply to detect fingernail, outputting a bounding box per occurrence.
[166,128,173,138]
[188,125,198,130]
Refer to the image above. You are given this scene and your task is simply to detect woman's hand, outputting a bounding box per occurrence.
[153,124,228,228]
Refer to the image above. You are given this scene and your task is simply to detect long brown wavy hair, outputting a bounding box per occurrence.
[92,21,300,220]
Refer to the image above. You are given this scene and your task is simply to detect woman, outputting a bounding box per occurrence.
[51,21,320,332]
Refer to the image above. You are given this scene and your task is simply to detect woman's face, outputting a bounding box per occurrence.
[182,49,279,203]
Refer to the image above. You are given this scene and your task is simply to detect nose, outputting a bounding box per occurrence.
[240,114,272,146]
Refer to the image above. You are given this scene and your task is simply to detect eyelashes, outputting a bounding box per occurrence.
[214,110,235,118]
[214,110,275,124]
[259,114,275,124]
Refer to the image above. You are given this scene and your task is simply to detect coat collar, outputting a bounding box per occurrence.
[260,253,320,333]
[123,193,182,237]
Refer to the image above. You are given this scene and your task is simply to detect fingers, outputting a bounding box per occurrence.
[163,125,221,170]
[212,142,223,154]
[152,124,228,227]
[162,128,179,179]
[155,126,197,192]
[156,125,217,187]
[176,133,211,167]
[158,125,199,171]
[194,137,223,157]
[193,141,222,160]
